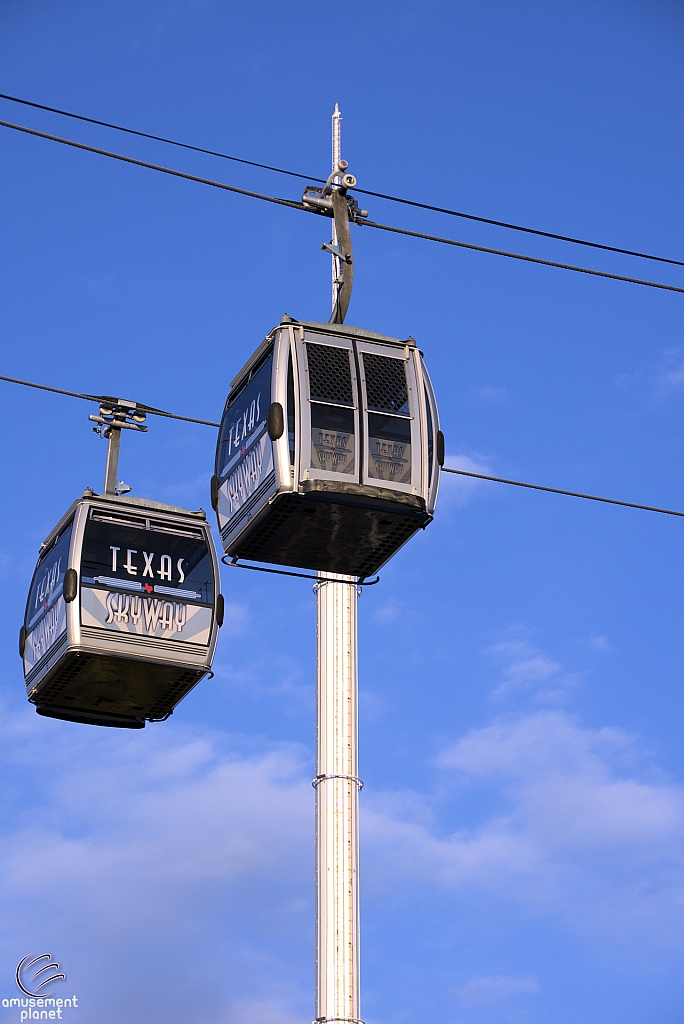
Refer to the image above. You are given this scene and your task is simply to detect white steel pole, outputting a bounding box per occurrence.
[314,103,362,1024]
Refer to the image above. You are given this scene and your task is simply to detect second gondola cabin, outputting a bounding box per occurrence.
[212,316,442,577]
[21,492,222,729]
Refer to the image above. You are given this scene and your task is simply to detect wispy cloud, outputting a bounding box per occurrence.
[474,386,508,402]
[0,713,313,1024]
[1,634,683,1022]
[653,348,684,396]
[365,708,684,950]
[372,602,403,624]
[442,454,493,507]
[486,624,582,703]
[456,974,540,1007]
[615,347,684,400]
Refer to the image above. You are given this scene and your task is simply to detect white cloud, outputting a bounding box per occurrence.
[0,711,313,1024]
[442,454,493,507]
[456,974,540,1007]
[372,602,402,624]
[216,599,251,637]
[653,348,684,396]
[615,347,684,400]
[486,625,582,702]
[365,709,684,948]
[2,631,684,1022]
[475,386,508,402]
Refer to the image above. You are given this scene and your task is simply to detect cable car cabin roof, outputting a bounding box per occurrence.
[23,490,220,730]
[229,315,417,391]
[215,317,441,578]
[37,490,207,555]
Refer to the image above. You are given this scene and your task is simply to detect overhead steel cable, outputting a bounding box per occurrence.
[0,91,321,184]
[2,119,683,296]
[442,467,684,518]
[358,219,684,293]
[354,191,684,268]
[0,373,220,427]
[0,121,306,214]
[1,90,682,269]
[2,373,683,518]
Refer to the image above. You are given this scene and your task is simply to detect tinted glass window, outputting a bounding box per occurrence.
[367,412,411,484]
[81,517,213,605]
[310,403,355,475]
[217,351,273,480]
[287,350,296,467]
[425,386,434,483]
[25,519,73,631]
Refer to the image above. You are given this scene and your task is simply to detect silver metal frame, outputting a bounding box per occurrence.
[216,318,441,558]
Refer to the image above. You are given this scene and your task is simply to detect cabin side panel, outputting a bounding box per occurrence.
[23,516,75,681]
[216,347,277,540]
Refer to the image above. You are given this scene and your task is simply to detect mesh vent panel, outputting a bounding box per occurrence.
[33,652,92,704]
[306,344,354,405]
[363,354,409,414]
[148,670,202,718]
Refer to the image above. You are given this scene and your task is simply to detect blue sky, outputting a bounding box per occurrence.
[1,1,684,1022]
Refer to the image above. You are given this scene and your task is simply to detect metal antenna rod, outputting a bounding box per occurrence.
[315,103,362,1024]
[331,103,343,309]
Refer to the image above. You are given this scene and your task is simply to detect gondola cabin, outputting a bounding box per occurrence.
[213,317,442,577]
[21,492,222,729]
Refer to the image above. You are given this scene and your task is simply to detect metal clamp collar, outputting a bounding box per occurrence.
[312,774,364,791]
[314,1018,366,1024]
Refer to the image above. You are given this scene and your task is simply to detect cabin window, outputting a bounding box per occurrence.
[306,343,354,404]
[216,351,273,481]
[363,354,412,484]
[363,353,409,414]
[306,343,356,476]
[25,519,74,632]
[287,348,296,468]
[425,386,434,485]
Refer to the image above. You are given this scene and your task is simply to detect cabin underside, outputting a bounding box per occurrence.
[30,650,207,728]
[227,489,432,577]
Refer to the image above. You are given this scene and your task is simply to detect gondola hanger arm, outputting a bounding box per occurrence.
[222,556,380,587]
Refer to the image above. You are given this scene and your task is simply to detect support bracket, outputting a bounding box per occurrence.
[89,400,147,495]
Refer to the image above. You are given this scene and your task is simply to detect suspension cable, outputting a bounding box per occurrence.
[1,119,682,296]
[442,467,684,517]
[1,373,682,518]
[358,219,684,294]
[0,120,305,213]
[1,91,682,269]
[0,373,220,427]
